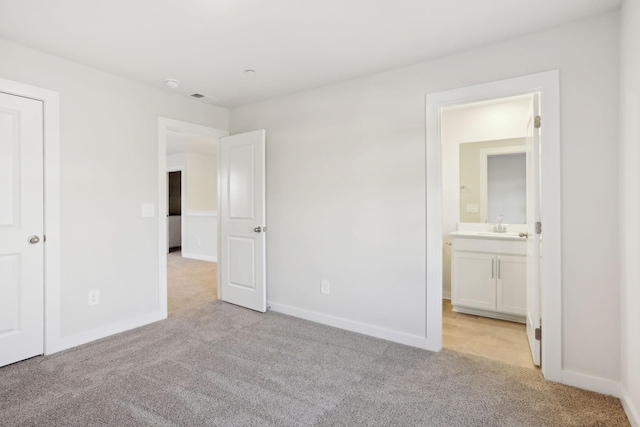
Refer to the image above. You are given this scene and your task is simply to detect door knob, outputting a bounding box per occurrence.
[28,235,40,244]
[519,232,529,238]
[254,227,262,233]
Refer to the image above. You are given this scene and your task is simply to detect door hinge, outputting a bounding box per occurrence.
[535,222,542,235]
[534,115,541,129]
[535,327,542,341]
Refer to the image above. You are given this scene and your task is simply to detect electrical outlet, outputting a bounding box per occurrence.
[197,238,201,246]
[88,290,100,306]
[321,280,330,295]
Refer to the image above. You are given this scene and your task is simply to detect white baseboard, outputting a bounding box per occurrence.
[267,301,430,350]
[621,387,640,427]
[454,305,525,324]
[181,253,217,262]
[45,311,165,355]
[561,370,620,397]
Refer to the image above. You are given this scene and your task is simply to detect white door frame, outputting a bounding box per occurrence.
[0,78,61,355]
[425,70,562,382]
[157,117,228,317]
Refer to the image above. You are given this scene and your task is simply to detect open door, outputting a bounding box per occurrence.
[525,94,542,366]
[219,130,266,312]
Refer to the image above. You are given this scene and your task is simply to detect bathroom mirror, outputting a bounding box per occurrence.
[459,138,527,224]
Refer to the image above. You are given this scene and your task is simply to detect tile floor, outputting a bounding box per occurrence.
[442,299,537,369]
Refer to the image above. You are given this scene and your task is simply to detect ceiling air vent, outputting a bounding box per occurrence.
[190,93,219,104]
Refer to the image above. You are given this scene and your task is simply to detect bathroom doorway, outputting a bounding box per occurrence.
[425,71,562,381]
[441,94,536,369]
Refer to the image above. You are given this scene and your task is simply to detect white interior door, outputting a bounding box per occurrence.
[219,130,266,312]
[0,92,44,367]
[525,93,542,366]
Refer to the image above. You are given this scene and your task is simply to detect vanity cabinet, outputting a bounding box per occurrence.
[450,233,526,321]
[495,255,527,315]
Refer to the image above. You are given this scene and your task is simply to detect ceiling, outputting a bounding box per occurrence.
[0,0,621,108]
[167,130,218,156]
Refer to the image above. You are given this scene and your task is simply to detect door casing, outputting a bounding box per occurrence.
[425,70,561,382]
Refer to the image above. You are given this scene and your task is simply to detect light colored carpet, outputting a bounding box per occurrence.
[0,254,629,426]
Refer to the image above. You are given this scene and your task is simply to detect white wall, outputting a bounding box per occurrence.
[181,213,218,262]
[166,152,218,261]
[230,12,620,384]
[619,0,640,423]
[0,39,228,343]
[441,98,532,145]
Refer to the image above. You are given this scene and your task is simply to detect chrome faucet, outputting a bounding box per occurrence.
[494,215,506,233]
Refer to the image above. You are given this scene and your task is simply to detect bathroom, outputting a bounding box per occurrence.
[440,94,541,369]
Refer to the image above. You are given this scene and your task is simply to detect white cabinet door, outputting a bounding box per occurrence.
[496,255,527,315]
[219,130,266,313]
[452,251,496,311]
[0,92,44,367]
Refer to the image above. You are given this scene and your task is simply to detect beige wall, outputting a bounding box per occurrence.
[186,152,217,211]
[167,152,217,212]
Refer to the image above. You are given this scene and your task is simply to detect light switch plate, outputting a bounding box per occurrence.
[141,204,155,218]
[466,204,479,213]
